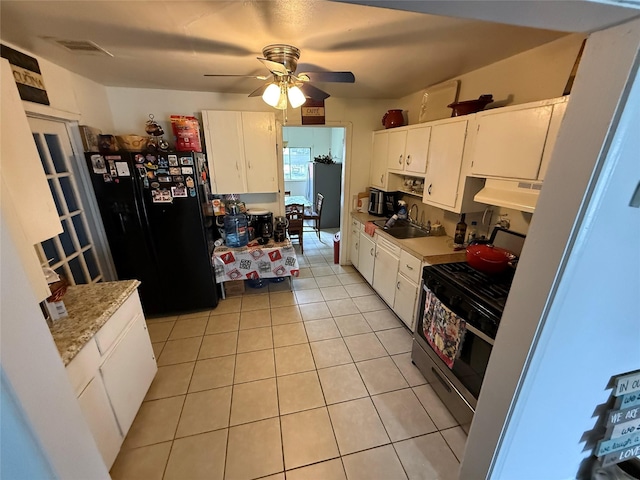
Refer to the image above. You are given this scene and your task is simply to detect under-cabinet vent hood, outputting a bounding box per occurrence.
[474,179,542,213]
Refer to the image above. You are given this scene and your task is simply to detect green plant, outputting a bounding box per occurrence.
[314,154,334,164]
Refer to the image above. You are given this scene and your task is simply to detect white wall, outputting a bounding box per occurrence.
[106,87,390,217]
[0,41,115,130]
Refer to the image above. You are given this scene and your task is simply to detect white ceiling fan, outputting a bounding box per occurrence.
[205,44,355,109]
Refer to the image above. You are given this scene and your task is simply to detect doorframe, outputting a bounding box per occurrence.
[25,111,117,281]
[280,121,353,263]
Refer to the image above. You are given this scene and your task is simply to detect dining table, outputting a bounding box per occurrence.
[284,195,312,208]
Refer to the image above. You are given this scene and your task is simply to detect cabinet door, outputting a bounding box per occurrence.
[242,112,278,193]
[202,111,246,194]
[349,218,360,268]
[471,105,553,180]
[372,242,400,306]
[370,132,388,189]
[358,232,376,284]
[100,315,157,436]
[77,376,123,468]
[387,129,407,171]
[394,274,419,331]
[423,120,467,209]
[538,101,567,181]
[404,126,431,174]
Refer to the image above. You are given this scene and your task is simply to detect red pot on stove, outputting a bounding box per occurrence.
[466,243,516,274]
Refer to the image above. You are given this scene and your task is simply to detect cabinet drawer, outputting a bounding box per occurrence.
[399,250,421,283]
[95,293,143,356]
[66,339,101,395]
[375,235,401,257]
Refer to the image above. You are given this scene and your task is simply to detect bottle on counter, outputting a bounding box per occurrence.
[224,202,249,247]
[467,221,478,244]
[383,214,399,229]
[453,213,467,250]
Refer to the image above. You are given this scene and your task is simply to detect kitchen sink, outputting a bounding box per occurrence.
[372,219,431,239]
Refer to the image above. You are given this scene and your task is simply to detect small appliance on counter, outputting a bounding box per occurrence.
[247,209,273,244]
[274,216,288,242]
[368,188,401,217]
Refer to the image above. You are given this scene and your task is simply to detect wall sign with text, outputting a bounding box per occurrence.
[594,370,640,468]
[301,99,325,125]
[1,44,50,105]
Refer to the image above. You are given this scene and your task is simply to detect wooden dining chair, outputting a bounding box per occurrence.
[304,193,324,240]
[285,203,304,254]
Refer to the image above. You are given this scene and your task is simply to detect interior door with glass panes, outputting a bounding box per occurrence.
[27,117,105,285]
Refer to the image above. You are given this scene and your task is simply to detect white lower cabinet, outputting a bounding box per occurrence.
[349,217,361,268]
[394,249,421,331]
[66,289,157,469]
[358,232,376,284]
[394,274,420,331]
[77,376,122,468]
[372,236,400,306]
[352,226,422,332]
[100,314,157,435]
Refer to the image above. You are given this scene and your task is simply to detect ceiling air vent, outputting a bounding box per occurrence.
[42,37,113,56]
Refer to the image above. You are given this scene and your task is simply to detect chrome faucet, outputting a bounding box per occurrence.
[409,203,418,224]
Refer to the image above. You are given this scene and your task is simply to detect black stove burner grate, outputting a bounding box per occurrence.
[430,262,515,312]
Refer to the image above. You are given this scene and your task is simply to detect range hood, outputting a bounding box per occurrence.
[474,178,542,213]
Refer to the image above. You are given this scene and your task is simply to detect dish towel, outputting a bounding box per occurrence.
[422,288,467,369]
[364,221,377,237]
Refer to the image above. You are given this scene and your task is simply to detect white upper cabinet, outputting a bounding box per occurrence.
[538,100,568,180]
[404,126,431,174]
[386,125,431,175]
[423,118,468,210]
[202,110,278,194]
[387,129,407,171]
[370,131,389,190]
[470,97,568,181]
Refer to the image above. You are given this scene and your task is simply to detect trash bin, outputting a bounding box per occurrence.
[333,232,340,264]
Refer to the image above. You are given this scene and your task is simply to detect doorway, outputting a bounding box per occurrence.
[282,126,346,250]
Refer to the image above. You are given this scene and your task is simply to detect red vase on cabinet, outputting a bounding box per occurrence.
[382,109,405,129]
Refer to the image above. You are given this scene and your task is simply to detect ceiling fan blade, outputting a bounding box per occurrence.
[248,83,270,98]
[298,71,355,83]
[299,83,330,101]
[257,57,289,76]
[204,74,269,80]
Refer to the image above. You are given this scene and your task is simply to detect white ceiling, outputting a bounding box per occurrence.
[0,0,573,100]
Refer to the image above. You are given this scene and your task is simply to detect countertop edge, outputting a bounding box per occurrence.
[350,211,466,264]
[49,280,141,366]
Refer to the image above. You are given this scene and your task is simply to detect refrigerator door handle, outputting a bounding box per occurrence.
[118,212,127,234]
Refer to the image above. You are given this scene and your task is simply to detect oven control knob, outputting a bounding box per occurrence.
[426,279,441,294]
[450,295,462,307]
[467,310,479,322]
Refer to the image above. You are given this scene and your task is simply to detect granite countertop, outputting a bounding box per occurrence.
[351,211,466,264]
[49,280,141,366]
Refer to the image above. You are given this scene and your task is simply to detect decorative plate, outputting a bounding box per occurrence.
[419,80,461,123]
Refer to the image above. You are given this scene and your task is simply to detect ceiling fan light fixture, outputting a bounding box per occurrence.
[262,82,282,107]
[287,85,306,108]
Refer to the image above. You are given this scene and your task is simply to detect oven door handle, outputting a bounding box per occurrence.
[465,323,495,346]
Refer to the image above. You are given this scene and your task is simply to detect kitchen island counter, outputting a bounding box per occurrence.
[49,280,141,366]
[351,211,466,264]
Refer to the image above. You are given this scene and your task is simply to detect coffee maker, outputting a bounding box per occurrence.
[248,210,273,244]
[274,216,288,242]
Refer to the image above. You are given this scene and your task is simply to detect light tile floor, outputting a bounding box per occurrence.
[110,230,467,480]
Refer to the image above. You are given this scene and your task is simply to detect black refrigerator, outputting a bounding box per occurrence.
[85,150,218,315]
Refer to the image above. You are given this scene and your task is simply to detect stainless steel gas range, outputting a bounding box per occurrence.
[411,228,525,433]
